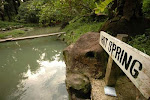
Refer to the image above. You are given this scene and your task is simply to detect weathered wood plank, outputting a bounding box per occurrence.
[99,31,150,99]
[0,32,65,43]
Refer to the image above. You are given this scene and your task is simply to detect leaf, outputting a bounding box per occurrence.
[94,0,114,14]
[95,8,100,14]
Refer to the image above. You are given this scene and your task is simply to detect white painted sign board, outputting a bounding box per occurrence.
[99,31,150,99]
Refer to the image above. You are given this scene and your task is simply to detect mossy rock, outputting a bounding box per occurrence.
[66,73,91,99]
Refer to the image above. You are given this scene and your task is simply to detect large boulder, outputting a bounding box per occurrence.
[63,32,106,79]
[63,32,107,99]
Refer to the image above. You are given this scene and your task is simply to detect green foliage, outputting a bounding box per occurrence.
[95,0,114,14]
[128,0,150,55]
[128,30,150,56]
[0,30,25,39]
[61,16,106,44]
[38,0,97,26]
[0,0,21,21]
[0,20,22,28]
[16,0,97,26]
[38,1,67,26]
[143,0,150,17]
[16,1,40,23]
[0,20,38,28]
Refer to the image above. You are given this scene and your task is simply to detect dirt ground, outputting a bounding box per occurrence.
[91,76,146,100]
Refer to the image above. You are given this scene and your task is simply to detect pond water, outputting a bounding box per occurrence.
[0,36,68,100]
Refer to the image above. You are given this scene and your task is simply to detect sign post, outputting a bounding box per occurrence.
[99,31,150,99]
[105,34,128,86]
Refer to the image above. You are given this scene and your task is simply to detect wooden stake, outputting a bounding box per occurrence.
[105,34,128,86]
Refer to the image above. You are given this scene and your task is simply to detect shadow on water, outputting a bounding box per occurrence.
[0,36,68,100]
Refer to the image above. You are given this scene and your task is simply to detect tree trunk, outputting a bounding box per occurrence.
[4,4,11,21]
[12,0,18,14]
[0,12,5,21]
[118,0,142,20]
[0,7,5,21]
[16,0,21,6]
[100,0,149,36]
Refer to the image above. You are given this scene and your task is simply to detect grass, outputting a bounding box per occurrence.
[0,26,61,39]
[0,30,25,39]
[0,21,22,28]
[21,27,61,37]
[0,21,61,39]
[0,20,62,39]
[128,28,150,56]
[61,18,105,44]
[0,20,38,29]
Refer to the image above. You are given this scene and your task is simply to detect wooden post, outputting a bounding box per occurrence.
[105,34,128,86]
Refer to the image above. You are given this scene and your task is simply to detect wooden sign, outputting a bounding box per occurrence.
[99,31,150,99]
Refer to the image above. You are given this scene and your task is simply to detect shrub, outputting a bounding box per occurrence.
[16,0,98,26]
[16,1,40,23]
[62,16,106,44]
[143,0,150,17]
[128,29,150,56]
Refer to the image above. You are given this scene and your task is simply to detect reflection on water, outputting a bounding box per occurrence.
[0,36,68,100]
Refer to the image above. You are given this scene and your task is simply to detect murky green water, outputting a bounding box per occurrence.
[0,36,68,100]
